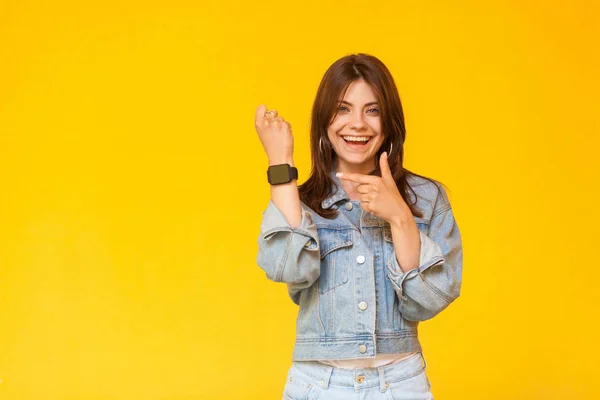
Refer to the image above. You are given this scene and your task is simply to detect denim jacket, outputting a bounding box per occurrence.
[256,169,463,361]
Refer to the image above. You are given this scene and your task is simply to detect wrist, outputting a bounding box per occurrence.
[390,206,413,228]
[268,157,295,167]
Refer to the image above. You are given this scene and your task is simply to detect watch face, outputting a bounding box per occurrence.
[269,164,290,184]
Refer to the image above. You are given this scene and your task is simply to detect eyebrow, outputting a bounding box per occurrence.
[340,100,379,107]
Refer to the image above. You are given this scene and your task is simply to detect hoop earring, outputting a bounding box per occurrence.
[319,137,324,156]
[389,142,393,155]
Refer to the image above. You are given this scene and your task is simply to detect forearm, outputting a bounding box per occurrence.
[258,157,320,304]
[269,157,302,229]
[385,203,463,321]
[390,207,421,273]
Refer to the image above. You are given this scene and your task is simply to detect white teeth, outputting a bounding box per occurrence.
[343,136,370,142]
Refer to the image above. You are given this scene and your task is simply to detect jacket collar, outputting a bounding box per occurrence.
[321,168,350,209]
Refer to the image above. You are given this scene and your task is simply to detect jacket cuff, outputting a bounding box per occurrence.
[260,200,318,248]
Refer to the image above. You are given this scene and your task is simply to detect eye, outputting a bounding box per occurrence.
[367,108,379,114]
[338,105,350,112]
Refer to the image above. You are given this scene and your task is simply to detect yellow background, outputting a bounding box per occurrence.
[1,0,598,399]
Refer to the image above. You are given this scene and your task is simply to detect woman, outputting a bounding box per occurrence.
[255,53,463,399]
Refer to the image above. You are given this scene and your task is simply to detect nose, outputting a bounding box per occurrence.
[349,110,366,130]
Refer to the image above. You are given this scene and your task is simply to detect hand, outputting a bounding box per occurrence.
[336,152,411,225]
[254,104,294,164]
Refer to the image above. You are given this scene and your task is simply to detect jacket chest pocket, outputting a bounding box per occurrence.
[317,228,354,294]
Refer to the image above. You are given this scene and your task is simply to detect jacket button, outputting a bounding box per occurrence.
[359,345,367,353]
[358,301,368,311]
[356,255,366,264]
[345,202,353,211]
[356,375,365,383]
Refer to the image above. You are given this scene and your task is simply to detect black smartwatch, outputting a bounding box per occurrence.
[267,163,298,185]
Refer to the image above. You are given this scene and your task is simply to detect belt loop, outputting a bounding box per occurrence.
[320,365,333,389]
[378,366,387,392]
[420,352,428,371]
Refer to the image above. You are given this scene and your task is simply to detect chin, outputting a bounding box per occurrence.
[337,154,374,167]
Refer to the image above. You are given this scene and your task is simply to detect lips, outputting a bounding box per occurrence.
[342,136,371,144]
[342,138,370,149]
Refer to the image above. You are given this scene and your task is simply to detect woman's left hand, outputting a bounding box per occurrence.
[336,152,411,225]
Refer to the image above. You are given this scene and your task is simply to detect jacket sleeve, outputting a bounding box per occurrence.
[256,199,321,305]
[385,187,463,321]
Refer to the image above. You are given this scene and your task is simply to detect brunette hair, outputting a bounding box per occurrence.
[298,53,448,219]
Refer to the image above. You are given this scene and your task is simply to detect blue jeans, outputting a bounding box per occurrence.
[282,352,433,399]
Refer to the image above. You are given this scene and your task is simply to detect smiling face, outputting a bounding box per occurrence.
[327,79,385,175]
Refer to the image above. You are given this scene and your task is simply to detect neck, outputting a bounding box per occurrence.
[334,158,375,175]
[333,159,376,201]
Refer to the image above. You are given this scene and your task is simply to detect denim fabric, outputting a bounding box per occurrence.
[282,352,433,399]
[257,168,463,362]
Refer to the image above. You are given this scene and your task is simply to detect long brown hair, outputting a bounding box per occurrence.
[298,53,447,219]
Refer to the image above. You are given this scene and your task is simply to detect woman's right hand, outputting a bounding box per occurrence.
[254,104,294,165]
